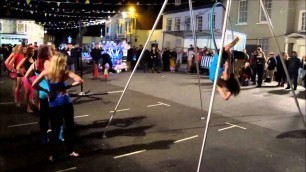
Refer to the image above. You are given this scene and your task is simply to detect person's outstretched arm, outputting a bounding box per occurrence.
[66,71,84,88]
[4,53,15,71]
[24,63,35,84]
[217,85,232,100]
[32,70,48,92]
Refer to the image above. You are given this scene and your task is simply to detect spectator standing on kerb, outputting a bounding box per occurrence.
[265,52,277,83]
[275,52,288,87]
[253,47,266,87]
[286,51,301,90]
[90,43,102,78]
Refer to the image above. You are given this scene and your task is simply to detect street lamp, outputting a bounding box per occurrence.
[128,7,136,46]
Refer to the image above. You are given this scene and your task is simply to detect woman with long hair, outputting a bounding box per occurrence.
[4,45,21,102]
[25,45,53,142]
[6,45,27,106]
[209,37,241,100]
[32,52,83,161]
[17,46,36,112]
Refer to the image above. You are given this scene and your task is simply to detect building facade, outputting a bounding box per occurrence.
[229,0,306,56]
[104,9,163,49]
[0,19,44,45]
[162,5,224,51]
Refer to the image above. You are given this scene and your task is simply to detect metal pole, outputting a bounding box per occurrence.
[103,0,169,138]
[188,0,205,120]
[78,20,84,94]
[259,0,306,128]
[197,0,232,171]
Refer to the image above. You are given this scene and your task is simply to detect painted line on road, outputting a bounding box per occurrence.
[110,108,130,113]
[74,114,90,119]
[174,135,199,143]
[114,150,146,159]
[7,114,90,128]
[147,102,171,108]
[218,122,247,131]
[107,90,123,94]
[7,122,38,128]
[55,166,77,172]
[0,102,15,105]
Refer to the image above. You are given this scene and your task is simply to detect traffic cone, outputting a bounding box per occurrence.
[93,64,99,78]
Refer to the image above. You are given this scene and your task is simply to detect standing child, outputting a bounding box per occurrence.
[170,56,176,72]
[239,62,252,86]
[103,63,109,80]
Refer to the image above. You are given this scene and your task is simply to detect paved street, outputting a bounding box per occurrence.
[0,69,305,172]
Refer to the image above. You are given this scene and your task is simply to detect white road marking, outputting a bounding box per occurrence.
[147,102,171,108]
[7,115,90,128]
[0,102,15,105]
[174,135,199,143]
[7,122,38,128]
[107,90,123,94]
[114,150,146,159]
[74,114,89,119]
[218,122,247,131]
[109,108,130,113]
[55,167,77,172]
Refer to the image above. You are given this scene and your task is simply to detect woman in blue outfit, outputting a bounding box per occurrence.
[25,45,53,142]
[32,52,84,161]
[209,37,241,100]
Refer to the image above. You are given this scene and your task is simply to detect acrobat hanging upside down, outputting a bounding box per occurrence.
[209,36,241,100]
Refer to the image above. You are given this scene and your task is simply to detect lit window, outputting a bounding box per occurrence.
[238,0,248,23]
[185,17,191,31]
[166,18,172,31]
[298,10,306,32]
[259,0,272,22]
[197,15,203,31]
[175,17,181,31]
[258,38,269,54]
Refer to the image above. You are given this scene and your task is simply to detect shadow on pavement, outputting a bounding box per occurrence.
[178,82,213,87]
[80,139,175,158]
[276,129,306,139]
[78,125,154,140]
[75,116,147,130]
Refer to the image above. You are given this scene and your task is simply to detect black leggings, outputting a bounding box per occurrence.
[49,103,75,155]
[39,98,49,136]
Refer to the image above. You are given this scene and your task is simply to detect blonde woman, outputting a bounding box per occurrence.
[5,45,27,106]
[4,45,21,102]
[32,52,83,161]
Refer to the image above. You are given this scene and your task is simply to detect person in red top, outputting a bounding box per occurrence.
[8,45,27,106]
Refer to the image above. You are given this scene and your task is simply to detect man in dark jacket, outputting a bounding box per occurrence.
[162,48,171,71]
[90,43,102,76]
[265,52,277,82]
[141,49,150,73]
[286,51,301,90]
[102,52,113,72]
[71,44,82,70]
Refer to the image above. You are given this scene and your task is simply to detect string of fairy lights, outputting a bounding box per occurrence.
[1,0,184,30]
